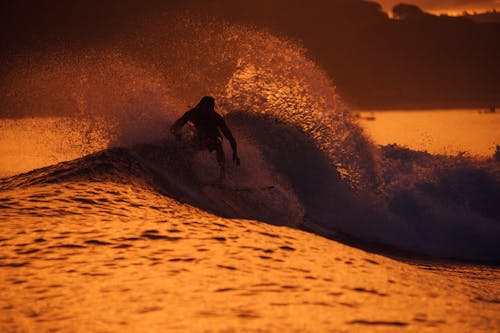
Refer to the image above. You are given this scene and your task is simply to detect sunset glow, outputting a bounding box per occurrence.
[1,1,499,332]
[378,0,499,15]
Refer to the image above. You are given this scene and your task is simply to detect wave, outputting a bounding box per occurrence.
[2,113,499,263]
[1,16,499,262]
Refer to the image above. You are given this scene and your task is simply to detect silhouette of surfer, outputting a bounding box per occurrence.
[170,96,240,180]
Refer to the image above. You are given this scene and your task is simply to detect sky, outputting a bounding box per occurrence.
[377,0,499,15]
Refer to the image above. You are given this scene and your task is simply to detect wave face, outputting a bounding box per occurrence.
[1,16,499,262]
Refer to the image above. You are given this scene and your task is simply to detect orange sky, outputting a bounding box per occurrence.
[377,0,499,15]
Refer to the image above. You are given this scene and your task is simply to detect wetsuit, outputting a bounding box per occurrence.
[170,107,237,168]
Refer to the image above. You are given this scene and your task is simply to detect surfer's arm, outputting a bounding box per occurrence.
[170,110,193,137]
[219,118,240,165]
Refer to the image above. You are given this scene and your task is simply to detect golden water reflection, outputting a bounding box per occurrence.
[358,110,500,157]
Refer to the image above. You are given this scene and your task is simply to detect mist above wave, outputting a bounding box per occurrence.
[1,16,377,189]
[1,15,499,262]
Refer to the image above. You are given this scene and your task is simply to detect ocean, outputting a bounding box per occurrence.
[1,16,499,332]
[358,109,500,157]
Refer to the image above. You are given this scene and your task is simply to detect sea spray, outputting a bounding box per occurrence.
[1,15,499,261]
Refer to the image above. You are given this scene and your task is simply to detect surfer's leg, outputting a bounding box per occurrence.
[215,144,225,181]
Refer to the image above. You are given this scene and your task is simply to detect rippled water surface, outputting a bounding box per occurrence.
[1,178,499,332]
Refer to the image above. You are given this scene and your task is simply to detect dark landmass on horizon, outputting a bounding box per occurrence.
[465,10,500,24]
[1,0,499,111]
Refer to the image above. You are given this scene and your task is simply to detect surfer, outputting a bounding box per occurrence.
[170,96,240,180]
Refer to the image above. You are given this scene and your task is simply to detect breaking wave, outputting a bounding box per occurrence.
[1,16,499,262]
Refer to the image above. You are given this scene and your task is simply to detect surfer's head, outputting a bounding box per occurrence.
[197,96,215,110]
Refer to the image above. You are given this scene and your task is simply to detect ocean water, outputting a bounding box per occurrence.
[358,110,500,157]
[1,16,499,332]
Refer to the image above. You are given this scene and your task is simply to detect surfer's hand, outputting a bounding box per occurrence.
[233,153,240,166]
